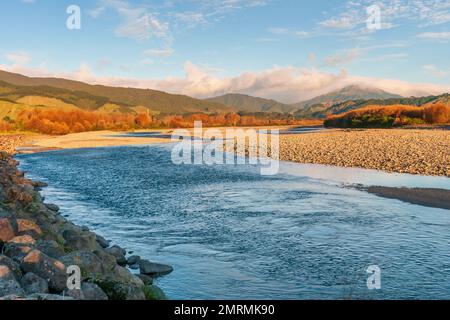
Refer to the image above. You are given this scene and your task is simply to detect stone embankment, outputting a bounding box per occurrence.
[0,151,172,300]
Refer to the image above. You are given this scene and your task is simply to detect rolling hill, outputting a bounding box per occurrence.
[0,70,231,114]
[205,93,295,113]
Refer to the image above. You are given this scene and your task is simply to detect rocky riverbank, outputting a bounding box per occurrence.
[0,135,26,154]
[0,151,173,300]
[279,129,450,177]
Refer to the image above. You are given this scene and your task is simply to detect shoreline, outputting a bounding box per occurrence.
[365,186,450,210]
[0,150,172,300]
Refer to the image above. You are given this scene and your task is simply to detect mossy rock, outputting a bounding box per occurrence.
[143,285,168,300]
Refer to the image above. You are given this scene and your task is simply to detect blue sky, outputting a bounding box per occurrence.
[0,0,449,102]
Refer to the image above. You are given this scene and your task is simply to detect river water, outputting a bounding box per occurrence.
[16,144,450,300]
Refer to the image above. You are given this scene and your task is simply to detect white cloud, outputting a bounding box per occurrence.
[5,51,31,67]
[422,64,449,78]
[417,31,450,41]
[324,48,363,67]
[91,0,171,43]
[319,0,450,32]
[3,61,449,103]
[143,48,174,57]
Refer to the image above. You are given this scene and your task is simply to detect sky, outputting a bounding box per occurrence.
[0,0,449,103]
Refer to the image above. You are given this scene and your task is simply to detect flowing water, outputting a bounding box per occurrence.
[16,144,450,300]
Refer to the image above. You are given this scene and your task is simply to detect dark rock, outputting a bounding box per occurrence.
[62,229,99,251]
[139,259,173,277]
[60,251,103,280]
[20,272,49,294]
[93,249,117,274]
[128,264,139,270]
[105,246,127,266]
[0,255,22,280]
[127,255,141,266]
[137,274,153,286]
[44,203,59,212]
[96,235,110,248]
[32,181,48,191]
[0,266,25,297]
[80,282,108,300]
[36,240,65,259]
[20,250,67,292]
[4,243,33,263]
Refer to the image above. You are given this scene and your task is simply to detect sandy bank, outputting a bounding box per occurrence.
[20,130,173,151]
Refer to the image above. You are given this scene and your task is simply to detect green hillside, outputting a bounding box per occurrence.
[0,70,229,114]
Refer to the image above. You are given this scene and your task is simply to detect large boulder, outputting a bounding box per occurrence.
[127,255,141,266]
[44,203,59,212]
[16,219,42,239]
[144,285,168,300]
[20,250,67,292]
[0,255,22,280]
[66,282,108,301]
[93,249,117,274]
[36,240,65,259]
[4,243,33,263]
[8,235,36,246]
[139,259,173,277]
[0,218,15,242]
[20,272,49,295]
[96,235,110,249]
[60,251,103,280]
[91,266,146,300]
[0,266,25,297]
[105,245,127,266]
[61,229,99,252]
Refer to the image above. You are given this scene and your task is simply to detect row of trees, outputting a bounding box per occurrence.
[1,109,319,135]
[324,103,450,128]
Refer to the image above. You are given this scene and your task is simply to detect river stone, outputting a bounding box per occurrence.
[4,243,33,263]
[137,274,153,286]
[139,260,173,277]
[127,255,141,266]
[0,218,15,242]
[81,282,108,300]
[20,250,67,292]
[20,272,49,294]
[36,240,65,259]
[62,229,99,251]
[144,285,168,300]
[45,203,59,212]
[95,235,110,249]
[8,235,36,246]
[105,246,127,266]
[93,249,117,274]
[0,266,25,297]
[16,219,42,239]
[0,255,22,280]
[60,251,103,280]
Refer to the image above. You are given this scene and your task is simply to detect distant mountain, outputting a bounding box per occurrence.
[295,94,450,119]
[205,93,295,113]
[294,85,403,110]
[0,70,230,114]
[206,86,404,116]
